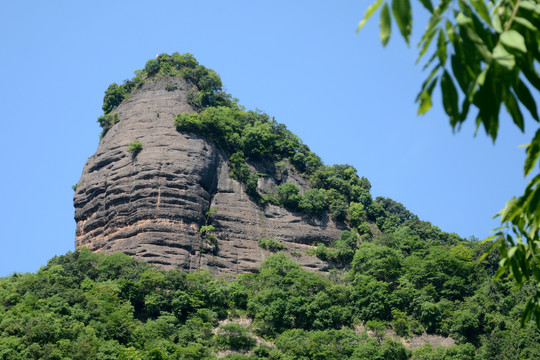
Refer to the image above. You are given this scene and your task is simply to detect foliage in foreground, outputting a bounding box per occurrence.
[1,222,540,360]
[358,0,540,327]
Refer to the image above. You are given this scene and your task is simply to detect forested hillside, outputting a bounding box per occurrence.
[1,233,539,359]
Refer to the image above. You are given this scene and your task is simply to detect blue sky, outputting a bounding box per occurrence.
[0,0,534,276]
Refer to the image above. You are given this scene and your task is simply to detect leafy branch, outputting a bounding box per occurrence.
[358,0,540,327]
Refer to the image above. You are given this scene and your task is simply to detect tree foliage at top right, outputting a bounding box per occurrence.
[358,0,540,328]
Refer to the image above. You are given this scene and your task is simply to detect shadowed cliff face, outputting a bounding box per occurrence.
[74,76,344,275]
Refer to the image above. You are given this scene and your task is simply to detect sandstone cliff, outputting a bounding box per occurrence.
[74,76,345,275]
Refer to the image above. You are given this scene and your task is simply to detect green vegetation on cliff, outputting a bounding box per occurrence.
[97,53,234,138]
[98,53,379,231]
[163,54,375,230]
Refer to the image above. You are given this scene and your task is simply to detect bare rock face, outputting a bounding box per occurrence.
[74,76,345,275]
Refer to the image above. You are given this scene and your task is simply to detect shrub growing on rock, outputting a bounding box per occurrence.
[127,140,143,155]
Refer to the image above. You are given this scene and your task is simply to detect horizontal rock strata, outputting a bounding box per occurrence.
[74,76,344,275]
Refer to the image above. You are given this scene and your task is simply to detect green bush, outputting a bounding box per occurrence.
[258,238,287,252]
[229,152,250,182]
[379,338,410,360]
[299,189,328,215]
[102,84,127,114]
[97,113,119,138]
[392,310,411,337]
[309,243,329,260]
[245,174,259,197]
[330,198,348,221]
[199,225,218,248]
[127,140,143,155]
[164,81,177,92]
[144,59,160,76]
[349,202,366,227]
[214,323,256,351]
[365,319,386,343]
[309,231,358,265]
[275,183,301,211]
[352,242,403,284]
[186,89,203,108]
[357,222,373,238]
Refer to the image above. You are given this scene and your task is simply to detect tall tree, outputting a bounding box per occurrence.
[358,0,540,327]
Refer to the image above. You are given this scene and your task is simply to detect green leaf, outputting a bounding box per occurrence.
[492,12,503,33]
[417,93,431,115]
[456,12,472,26]
[450,45,473,93]
[525,188,540,218]
[533,259,540,281]
[357,0,384,33]
[514,16,538,31]
[520,59,540,92]
[511,257,524,285]
[522,175,540,215]
[521,298,534,327]
[462,25,492,63]
[446,19,456,42]
[532,262,540,281]
[467,67,488,102]
[441,70,460,126]
[416,26,439,63]
[516,243,530,280]
[504,91,525,132]
[417,77,438,115]
[524,130,540,176]
[499,197,520,223]
[508,246,518,258]
[520,0,540,15]
[418,0,434,13]
[494,264,506,280]
[479,237,501,262]
[470,0,492,25]
[379,3,391,46]
[417,9,445,55]
[515,78,540,122]
[493,44,515,69]
[422,51,439,71]
[500,30,527,53]
[417,64,440,95]
[475,70,501,140]
[436,29,447,65]
[392,0,412,45]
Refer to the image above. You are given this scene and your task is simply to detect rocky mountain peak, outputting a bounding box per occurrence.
[74,62,345,275]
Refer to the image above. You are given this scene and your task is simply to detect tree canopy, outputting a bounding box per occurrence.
[1,233,539,359]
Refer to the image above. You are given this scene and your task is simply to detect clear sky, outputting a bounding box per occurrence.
[0,0,535,276]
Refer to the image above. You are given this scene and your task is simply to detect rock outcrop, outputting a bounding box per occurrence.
[74,76,345,275]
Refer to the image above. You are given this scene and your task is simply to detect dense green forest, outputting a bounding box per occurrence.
[2,53,538,359]
[1,231,539,360]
